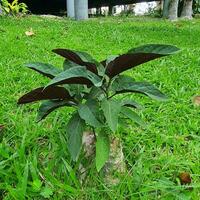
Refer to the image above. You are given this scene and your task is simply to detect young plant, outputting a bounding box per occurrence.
[1,0,28,16]
[18,44,180,171]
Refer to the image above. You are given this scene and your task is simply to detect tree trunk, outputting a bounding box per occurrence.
[128,4,134,13]
[67,0,75,18]
[181,0,193,19]
[96,7,102,15]
[74,0,88,20]
[168,0,179,20]
[124,5,128,12]
[108,5,113,15]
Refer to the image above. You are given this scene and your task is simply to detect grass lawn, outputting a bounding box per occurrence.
[0,15,200,199]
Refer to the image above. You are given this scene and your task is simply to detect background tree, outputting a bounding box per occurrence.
[181,0,193,19]
[108,4,113,15]
[168,0,179,20]
[193,0,200,14]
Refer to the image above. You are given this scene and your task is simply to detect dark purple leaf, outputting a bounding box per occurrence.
[102,44,180,78]
[52,49,98,74]
[37,100,77,121]
[45,66,102,89]
[18,86,73,104]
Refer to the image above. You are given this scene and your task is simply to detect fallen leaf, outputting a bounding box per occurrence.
[192,95,200,106]
[25,28,35,37]
[179,172,192,185]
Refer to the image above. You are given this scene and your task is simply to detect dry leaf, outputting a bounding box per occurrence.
[179,172,192,185]
[192,95,200,106]
[25,28,35,37]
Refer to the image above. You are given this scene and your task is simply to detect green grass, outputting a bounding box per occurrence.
[1,15,200,199]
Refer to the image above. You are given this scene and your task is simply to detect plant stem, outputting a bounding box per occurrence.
[100,86,107,97]
[108,93,116,99]
[105,79,112,99]
[92,127,96,141]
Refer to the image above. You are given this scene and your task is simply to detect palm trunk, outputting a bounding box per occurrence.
[67,0,75,18]
[168,0,179,20]
[181,0,193,19]
[74,0,88,20]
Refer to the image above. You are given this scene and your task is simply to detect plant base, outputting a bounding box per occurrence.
[80,132,126,185]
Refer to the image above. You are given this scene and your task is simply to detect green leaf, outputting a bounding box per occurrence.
[25,62,62,79]
[111,75,134,91]
[42,171,76,193]
[62,158,80,188]
[64,84,85,97]
[121,107,145,127]
[101,55,118,67]
[37,100,76,122]
[121,99,142,109]
[18,86,73,104]
[103,44,180,78]
[101,99,121,132]
[52,49,98,74]
[45,66,102,89]
[67,113,85,161]
[96,132,110,172]
[112,77,167,101]
[96,63,106,77]
[40,186,53,198]
[78,99,102,128]
[31,179,42,192]
[20,161,29,199]
[85,86,104,100]
[63,59,78,71]
[128,44,180,55]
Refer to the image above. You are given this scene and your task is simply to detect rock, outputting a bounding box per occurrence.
[25,28,35,37]
[39,15,63,19]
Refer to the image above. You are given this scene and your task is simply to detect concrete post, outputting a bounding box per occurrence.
[67,0,75,18]
[163,0,170,18]
[74,0,88,20]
